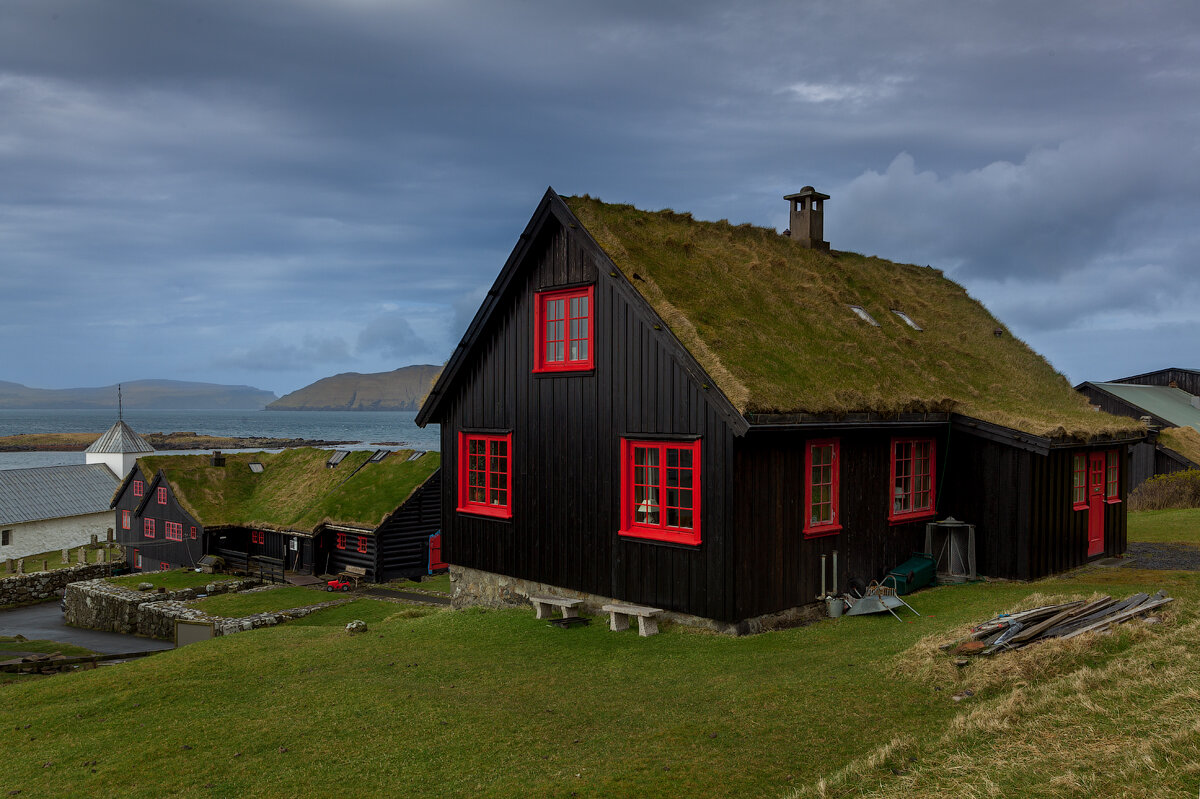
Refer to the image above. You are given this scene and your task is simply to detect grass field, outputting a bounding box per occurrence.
[1,543,119,574]
[0,562,1195,798]
[1128,507,1200,545]
[190,585,335,617]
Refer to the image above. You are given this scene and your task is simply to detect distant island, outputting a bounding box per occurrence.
[0,379,277,410]
[266,364,441,412]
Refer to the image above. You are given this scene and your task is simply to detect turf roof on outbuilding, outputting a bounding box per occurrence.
[134,448,441,533]
[563,194,1142,441]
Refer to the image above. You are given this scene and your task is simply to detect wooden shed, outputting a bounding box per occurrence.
[416,188,1145,629]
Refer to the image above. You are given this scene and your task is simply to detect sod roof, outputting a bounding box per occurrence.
[564,194,1142,441]
[1158,427,1200,467]
[137,448,440,533]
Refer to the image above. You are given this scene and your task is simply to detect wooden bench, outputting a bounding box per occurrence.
[337,565,368,589]
[529,595,583,620]
[601,603,664,637]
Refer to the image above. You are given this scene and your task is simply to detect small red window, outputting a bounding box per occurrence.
[160,561,170,571]
[122,510,131,530]
[1072,453,1088,510]
[534,286,594,373]
[190,526,197,540]
[1105,449,1120,503]
[133,480,144,497]
[134,549,141,569]
[157,486,167,505]
[336,532,346,550]
[357,535,369,554]
[144,518,155,538]
[165,522,183,541]
[618,438,701,546]
[457,432,513,519]
[889,438,936,523]
[804,439,841,538]
[250,530,264,545]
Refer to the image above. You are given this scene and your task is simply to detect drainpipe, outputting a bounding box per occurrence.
[818,554,827,600]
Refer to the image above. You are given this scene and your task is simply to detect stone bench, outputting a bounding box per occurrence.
[529,595,583,620]
[601,603,664,637]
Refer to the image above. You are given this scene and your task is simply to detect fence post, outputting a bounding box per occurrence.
[16,558,24,575]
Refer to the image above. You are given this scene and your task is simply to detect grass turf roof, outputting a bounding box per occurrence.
[138,448,440,533]
[564,195,1142,440]
[1158,427,1200,467]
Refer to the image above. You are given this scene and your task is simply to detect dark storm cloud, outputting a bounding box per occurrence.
[1,0,1197,392]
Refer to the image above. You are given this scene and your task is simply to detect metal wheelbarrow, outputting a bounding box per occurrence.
[843,575,920,621]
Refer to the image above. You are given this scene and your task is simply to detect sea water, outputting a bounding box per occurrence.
[0,409,440,470]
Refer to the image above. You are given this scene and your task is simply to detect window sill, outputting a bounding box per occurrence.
[888,511,936,526]
[618,527,700,547]
[1072,502,1088,511]
[457,505,513,521]
[803,524,843,539]
[1105,497,1122,505]
[532,365,594,376]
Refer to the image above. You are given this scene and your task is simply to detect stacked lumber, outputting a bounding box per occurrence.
[948,591,1173,655]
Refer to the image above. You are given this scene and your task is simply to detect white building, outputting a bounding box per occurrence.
[0,464,120,562]
[84,419,154,478]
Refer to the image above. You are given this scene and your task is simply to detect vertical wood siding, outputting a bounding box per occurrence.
[113,467,205,570]
[438,220,737,620]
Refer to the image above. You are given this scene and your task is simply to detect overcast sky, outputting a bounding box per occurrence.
[2,1,1197,397]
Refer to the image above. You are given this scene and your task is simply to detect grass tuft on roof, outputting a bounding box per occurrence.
[1158,427,1200,466]
[565,195,1142,440]
[138,448,440,532]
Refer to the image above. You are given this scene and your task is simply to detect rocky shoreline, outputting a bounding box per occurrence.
[0,431,359,452]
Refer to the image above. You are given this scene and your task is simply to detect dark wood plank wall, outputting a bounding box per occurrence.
[1131,442,1158,489]
[1026,448,1128,579]
[1156,447,1198,476]
[377,470,442,580]
[114,467,205,570]
[939,433,1031,579]
[324,530,377,579]
[439,220,738,620]
[1114,369,1200,396]
[731,428,944,619]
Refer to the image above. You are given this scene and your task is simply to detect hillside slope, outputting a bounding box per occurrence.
[0,379,276,409]
[267,365,440,411]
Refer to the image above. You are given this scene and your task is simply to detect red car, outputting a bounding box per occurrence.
[326,579,353,592]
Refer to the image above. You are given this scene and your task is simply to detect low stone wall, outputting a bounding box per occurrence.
[449,565,825,635]
[64,578,346,640]
[0,563,114,607]
[64,576,261,636]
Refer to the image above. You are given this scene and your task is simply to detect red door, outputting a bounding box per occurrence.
[1087,453,1106,557]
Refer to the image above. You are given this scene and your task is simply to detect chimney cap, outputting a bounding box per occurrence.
[784,186,830,201]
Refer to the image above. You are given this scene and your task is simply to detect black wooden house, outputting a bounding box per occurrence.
[416,188,1146,629]
[111,449,442,580]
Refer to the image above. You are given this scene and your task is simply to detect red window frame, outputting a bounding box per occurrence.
[357,535,369,554]
[618,438,701,546]
[804,439,841,538]
[144,518,155,538]
[889,437,936,524]
[165,522,183,541]
[250,530,264,545]
[157,486,167,505]
[336,532,346,550]
[190,526,197,540]
[1105,449,1121,503]
[133,480,144,497]
[533,285,594,373]
[122,510,131,530]
[1072,453,1088,510]
[457,432,513,519]
[160,561,170,571]
[134,549,141,569]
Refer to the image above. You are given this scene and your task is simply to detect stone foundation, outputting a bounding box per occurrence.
[449,565,826,635]
[0,563,114,607]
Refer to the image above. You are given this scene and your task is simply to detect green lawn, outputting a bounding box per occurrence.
[1,543,119,574]
[108,570,233,591]
[0,564,1195,798]
[190,585,334,617]
[1128,507,1200,545]
[0,637,95,658]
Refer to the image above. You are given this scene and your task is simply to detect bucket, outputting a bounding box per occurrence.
[826,595,845,618]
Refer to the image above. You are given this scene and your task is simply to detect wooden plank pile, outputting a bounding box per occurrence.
[948,591,1173,656]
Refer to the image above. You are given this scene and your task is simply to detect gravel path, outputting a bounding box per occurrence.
[1122,542,1200,571]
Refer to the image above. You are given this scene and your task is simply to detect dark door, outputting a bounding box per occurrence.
[1087,453,1105,557]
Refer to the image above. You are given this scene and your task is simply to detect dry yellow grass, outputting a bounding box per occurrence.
[565,195,1143,441]
[1159,426,1200,466]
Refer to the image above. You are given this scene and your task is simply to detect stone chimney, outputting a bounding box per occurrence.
[784,186,830,250]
